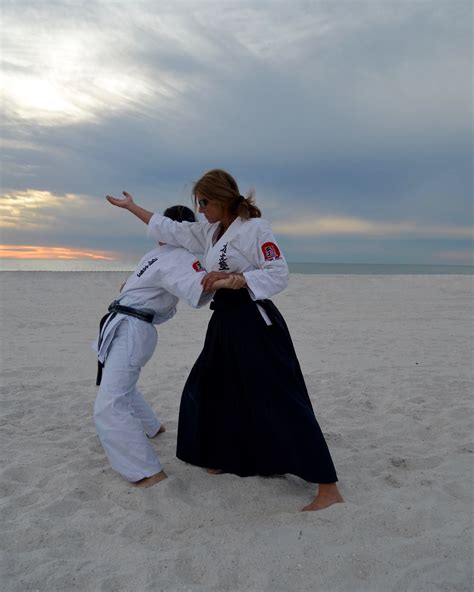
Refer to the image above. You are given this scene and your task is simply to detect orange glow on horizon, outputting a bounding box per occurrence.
[0,245,116,261]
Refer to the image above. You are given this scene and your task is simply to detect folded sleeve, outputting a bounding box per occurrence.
[158,251,213,308]
[147,213,209,254]
[241,220,289,301]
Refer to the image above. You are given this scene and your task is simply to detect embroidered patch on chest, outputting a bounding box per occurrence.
[261,242,281,261]
[192,260,204,272]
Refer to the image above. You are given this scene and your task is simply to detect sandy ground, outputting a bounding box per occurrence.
[0,272,472,592]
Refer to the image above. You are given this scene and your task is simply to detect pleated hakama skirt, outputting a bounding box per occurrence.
[176,288,338,483]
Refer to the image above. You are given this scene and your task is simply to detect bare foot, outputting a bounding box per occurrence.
[302,483,344,512]
[148,425,166,438]
[206,468,224,474]
[132,470,168,488]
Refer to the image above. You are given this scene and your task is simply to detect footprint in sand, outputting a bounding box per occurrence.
[384,474,402,488]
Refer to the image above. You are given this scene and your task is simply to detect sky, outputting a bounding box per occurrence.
[1,0,472,264]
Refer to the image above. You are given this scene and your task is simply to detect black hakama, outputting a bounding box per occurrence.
[176,288,338,483]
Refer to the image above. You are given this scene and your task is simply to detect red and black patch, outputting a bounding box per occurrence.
[192,260,204,272]
[261,242,281,261]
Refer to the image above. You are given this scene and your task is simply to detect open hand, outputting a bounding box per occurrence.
[106,191,134,209]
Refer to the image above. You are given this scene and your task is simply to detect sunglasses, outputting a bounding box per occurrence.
[198,198,209,208]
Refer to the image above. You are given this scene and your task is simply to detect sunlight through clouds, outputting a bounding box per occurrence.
[0,189,84,229]
[1,20,155,124]
[273,217,474,239]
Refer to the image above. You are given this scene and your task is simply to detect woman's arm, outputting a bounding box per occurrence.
[210,274,247,290]
[157,250,214,308]
[201,271,249,291]
[147,213,209,253]
[106,190,209,253]
[239,220,289,300]
[106,191,153,224]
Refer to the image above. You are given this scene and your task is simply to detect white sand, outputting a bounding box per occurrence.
[0,272,472,592]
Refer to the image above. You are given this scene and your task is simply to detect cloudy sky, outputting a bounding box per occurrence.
[1,0,472,264]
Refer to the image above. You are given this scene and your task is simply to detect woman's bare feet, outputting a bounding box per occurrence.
[302,483,344,512]
[148,425,166,438]
[206,468,224,474]
[132,470,168,488]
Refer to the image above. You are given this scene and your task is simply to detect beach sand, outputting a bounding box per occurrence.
[0,272,472,592]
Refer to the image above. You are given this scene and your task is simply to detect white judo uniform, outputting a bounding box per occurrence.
[94,243,211,482]
[146,214,289,322]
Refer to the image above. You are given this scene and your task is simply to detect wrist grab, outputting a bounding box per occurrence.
[229,273,247,289]
[211,273,247,290]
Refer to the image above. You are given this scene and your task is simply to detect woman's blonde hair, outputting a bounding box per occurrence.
[192,169,261,219]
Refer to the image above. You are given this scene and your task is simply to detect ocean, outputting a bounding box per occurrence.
[0,259,472,275]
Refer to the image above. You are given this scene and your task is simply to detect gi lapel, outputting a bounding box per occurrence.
[205,217,245,271]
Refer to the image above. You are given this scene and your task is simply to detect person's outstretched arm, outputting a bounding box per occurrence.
[107,190,209,253]
[106,191,153,224]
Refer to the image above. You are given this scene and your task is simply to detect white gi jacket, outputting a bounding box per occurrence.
[96,243,211,364]
[146,214,289,302]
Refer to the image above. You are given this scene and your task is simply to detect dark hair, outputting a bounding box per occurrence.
[192,169,261,219]
[163,205,196,223]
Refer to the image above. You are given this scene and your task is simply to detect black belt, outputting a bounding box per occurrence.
[95,302,154,385]
[107,300,154,323]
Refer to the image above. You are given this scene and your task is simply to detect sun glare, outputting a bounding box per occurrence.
[9,77,80,114]
[2,27,158,124]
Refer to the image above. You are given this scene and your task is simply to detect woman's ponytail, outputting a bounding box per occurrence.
[237,191,261,219]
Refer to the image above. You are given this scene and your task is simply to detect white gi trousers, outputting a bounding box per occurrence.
[94,318,162,482]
